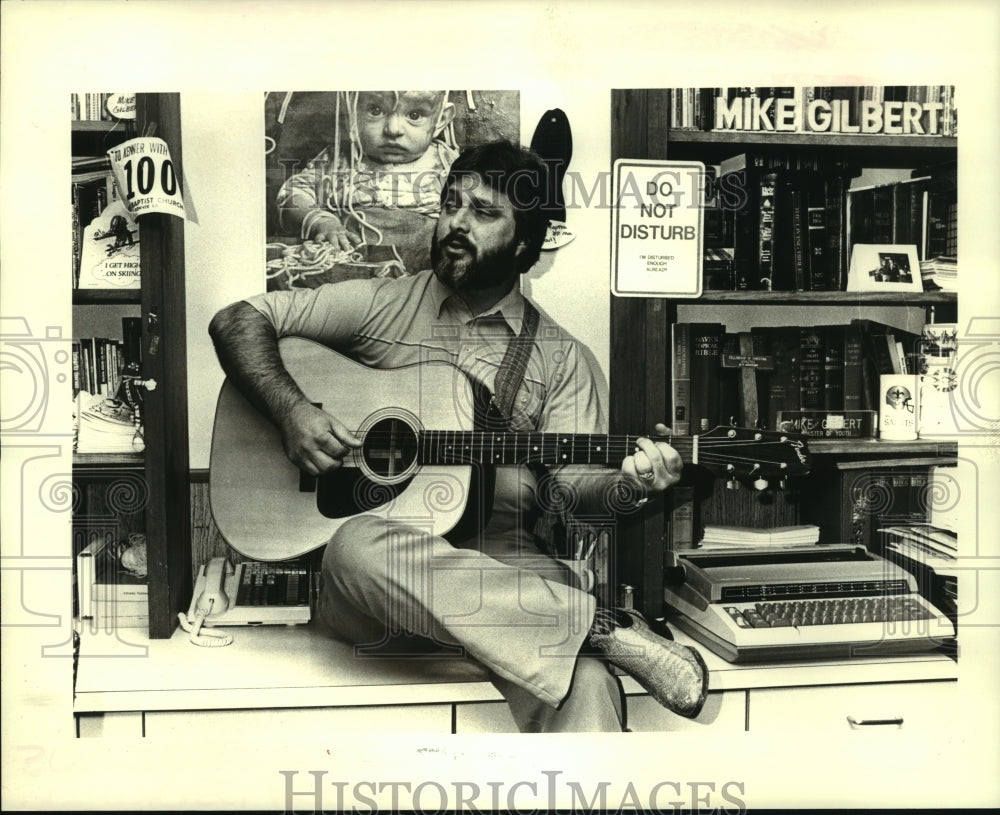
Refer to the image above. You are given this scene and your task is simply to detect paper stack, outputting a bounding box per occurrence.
[920,255,957,291]
[698,525,820,549]
[878,524,957,575]
[879,523,957,620]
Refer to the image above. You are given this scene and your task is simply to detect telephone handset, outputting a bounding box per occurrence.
[178,557,236,647]
[192,556,234,618]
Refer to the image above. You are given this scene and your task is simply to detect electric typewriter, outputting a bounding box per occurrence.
[664,545,956,663]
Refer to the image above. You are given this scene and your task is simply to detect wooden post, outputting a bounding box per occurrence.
[610,88,675,618]
[135,93,191,638]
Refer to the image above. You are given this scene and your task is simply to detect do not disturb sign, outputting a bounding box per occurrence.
[107,137,186,219]
[611,159,704,297]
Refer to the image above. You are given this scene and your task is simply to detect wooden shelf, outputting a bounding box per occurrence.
[73,452,144,467]
[692,290,956,306]
[664,128,956,169]
[809,439,958,456]
[71,120,119,132]
[73,289,141,305]
[668,129,957,151]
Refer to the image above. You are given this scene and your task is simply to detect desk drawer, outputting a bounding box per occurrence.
[144,704,452,737]
[454,701,520,733]
[454,690,747,733]
[626,690,747,732]
[748,680,957,731]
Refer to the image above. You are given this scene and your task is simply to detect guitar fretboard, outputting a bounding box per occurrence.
[416,431,697,467]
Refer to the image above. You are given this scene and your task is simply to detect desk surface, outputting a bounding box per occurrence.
[73,620,958,714]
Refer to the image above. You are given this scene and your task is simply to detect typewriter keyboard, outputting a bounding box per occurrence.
[725,596,934,629]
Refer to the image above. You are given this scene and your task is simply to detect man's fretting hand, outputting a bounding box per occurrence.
[281,402,362,476]
[621,422,683,495]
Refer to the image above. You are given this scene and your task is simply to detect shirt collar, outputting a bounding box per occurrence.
[429,271,527,333]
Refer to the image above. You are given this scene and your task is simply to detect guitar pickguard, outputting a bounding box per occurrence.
[315,468,411,518]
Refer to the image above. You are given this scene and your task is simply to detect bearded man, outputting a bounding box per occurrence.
[209,140,707,732]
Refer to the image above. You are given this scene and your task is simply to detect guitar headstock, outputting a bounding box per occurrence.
[695,426,811,489]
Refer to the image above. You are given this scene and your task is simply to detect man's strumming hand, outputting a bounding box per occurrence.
[280,402,362,476]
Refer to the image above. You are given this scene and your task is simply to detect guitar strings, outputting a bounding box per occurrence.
[358,431,794,451]
[357,429,796,470]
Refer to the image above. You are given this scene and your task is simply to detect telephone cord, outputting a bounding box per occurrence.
[177,606,233,648]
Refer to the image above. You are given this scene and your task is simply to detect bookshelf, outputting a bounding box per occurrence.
[609,87,959,619]
[71,120,121,133]
[73,290,142,306]
[72,93,191,638]
[806,439,957,456]
[669,130,957,148]
[692,290,955,306]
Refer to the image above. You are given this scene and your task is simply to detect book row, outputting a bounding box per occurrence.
[670,319,951,437]
[668,86,957,137]
[703,155,957,292]
[73,318,142,398]
[71,92,115,122]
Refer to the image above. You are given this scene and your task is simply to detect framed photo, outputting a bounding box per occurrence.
[847,244,923,293]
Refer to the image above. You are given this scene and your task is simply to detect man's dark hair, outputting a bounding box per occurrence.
[443,140,550,274]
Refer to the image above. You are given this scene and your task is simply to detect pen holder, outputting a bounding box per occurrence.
[555,558,596,593]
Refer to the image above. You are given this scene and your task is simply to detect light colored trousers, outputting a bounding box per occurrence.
[317,514,624,732]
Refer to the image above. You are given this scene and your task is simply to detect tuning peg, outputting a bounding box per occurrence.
[726,478,741,491]
[753,477,769,491]
[776,477,788,490]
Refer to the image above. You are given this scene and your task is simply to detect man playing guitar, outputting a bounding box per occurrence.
[209,140,708,732]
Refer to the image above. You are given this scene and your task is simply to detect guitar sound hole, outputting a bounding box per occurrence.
[362,417,418,479]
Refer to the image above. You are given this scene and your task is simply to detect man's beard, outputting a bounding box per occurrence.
[432,232,520,293]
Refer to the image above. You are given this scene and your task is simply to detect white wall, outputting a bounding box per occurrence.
[183,91,613,469]
[518,86,612,401]
[183,93,267,469]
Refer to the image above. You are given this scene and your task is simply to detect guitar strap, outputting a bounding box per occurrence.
[490,298,565,551]
[490,299,541,424]
[445,299,543,544]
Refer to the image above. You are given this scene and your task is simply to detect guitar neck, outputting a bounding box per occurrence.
[415,431,697,467]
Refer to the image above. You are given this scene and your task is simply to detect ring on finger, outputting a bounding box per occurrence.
[640,471,655,481]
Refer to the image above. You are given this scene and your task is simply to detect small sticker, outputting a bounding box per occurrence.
[541,220,575,250]
[106,93,136,120]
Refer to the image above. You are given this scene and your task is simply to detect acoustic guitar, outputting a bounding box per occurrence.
[210,337,811,560]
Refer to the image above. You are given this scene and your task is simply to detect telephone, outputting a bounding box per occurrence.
[178,557,312,647]
[191,557,234,618]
